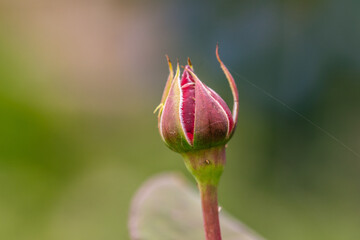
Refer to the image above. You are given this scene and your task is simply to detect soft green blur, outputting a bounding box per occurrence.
[0,1,359,239]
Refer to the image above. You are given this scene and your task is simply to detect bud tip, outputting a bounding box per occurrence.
[187,57,193,69]
[165,55,173,72]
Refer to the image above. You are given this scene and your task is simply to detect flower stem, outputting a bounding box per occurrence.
[199,183,222,240]
[182,146,226,240]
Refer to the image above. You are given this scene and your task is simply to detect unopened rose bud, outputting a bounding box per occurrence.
[155,45,239,239]
[156,45,238,154]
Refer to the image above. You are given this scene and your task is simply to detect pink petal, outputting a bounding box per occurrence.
[180,66,196,144]
[193,75,230,148]
[206,87,234,135]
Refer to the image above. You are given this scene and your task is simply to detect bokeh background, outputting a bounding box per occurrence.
[1,0,360,239]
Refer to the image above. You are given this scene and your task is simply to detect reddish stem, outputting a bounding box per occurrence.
[183,147,225,240]
[199,183,222,240]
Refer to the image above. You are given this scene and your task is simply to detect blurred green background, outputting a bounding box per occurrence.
[0,0,360,239]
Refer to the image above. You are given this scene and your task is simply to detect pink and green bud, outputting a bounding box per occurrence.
[156,45,239,153]
[155,46,239,239]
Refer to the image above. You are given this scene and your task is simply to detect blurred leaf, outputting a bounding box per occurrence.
[129,173,265,240]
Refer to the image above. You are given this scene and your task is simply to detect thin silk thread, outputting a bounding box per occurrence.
[230,69,360,159]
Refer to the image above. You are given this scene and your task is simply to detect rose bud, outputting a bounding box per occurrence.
[155,45,239,154]
[155,45,239,239]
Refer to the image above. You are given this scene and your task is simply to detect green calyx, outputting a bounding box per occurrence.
[182,146,226,187]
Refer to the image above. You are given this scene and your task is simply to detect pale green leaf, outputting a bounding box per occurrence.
[129,173,265,240]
